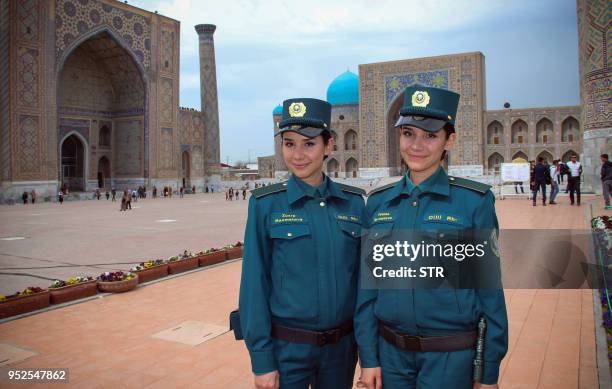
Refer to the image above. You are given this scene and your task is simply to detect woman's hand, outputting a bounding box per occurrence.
[356,367,382,389]
[254,371,279,389]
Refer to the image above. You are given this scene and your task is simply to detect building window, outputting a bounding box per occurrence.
[542,135,548,143]
[568,134,573,142]
[518,135,523,144]
[493,137,499,145]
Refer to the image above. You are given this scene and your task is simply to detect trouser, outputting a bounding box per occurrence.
[380,335,475,389]
[514,182,524,194]
[568,177,581,204]
[549,182,559,203]
[532,182,546,204]
[272,333,357,389]
[603,180,612,206]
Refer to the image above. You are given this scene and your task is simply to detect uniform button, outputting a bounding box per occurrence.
[439,233,445,238]
[412,201,418,207]
[351,231,356,236]
[320,201,326,207]
[449,177,455,181]
[287,232,293,237]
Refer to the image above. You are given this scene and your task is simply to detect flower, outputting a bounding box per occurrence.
[130,259,166,271]
[50,276,95,289]
[98,271,135,282]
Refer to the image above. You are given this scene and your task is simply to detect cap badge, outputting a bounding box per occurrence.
[288,102,307,118]
[411,91,430,108]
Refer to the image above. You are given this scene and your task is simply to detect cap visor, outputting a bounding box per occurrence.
[276,126,326,138]
[394,116,447,132]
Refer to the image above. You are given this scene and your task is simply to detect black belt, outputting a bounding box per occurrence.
[271,320,353,346]
[379,322,476,352]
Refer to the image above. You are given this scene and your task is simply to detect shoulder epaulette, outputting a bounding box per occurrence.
[336,183,366,196]
[251,182,287,199]
[448,176,491,194]
[367,182,396,197]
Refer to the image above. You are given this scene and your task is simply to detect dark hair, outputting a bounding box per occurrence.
[440,124,453,161]
[537,157,544,163]
[602,154,609,160]
[280,131,332,160]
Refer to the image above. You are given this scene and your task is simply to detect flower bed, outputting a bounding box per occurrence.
[97,271,138,293]
[197,248,226,267]
[0,287,50,319]
[49,276,97,304]
[131,259,168,283]
[592,215,612,368]
[167,251,199,274]
[225,241,244,260]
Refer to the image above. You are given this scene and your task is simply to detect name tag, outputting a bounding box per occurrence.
[271,212,307,225]
[336,214,361,223]
[372,211,394,224]
[423,213,462,224]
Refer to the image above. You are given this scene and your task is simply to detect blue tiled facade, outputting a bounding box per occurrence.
[385,70,449,106]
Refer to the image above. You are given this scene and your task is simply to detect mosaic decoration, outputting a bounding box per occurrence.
[114,119,141,175]
[17,0,38,42]
[385,70,449,106]
[55,0,151,68]
[17,47,38,107]
[161,29,174,72]
[160,127,173,170]
[59,118,89,142]
[17,115,40,175]
[160,77,174,123]
[577,0,611,130]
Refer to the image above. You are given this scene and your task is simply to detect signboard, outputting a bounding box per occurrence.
[447,165,484,177]
[501,163,530,182]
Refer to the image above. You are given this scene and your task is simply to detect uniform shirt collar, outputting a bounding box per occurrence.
[384,166,450,202]
[287,173,348,205]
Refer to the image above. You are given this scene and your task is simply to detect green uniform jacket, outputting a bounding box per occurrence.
[239,174,366,375]
[355,166,508,385]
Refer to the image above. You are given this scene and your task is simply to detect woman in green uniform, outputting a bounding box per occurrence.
[239,98,366,389]
[355,85,508,389]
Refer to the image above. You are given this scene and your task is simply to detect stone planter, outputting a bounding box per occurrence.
[167,257,199,274]
[198,251,226,267]
[225,246,243,260]
[133,263,169,283]
[97,275,139,293]
[0,290,50,319]
[50,280,97,305]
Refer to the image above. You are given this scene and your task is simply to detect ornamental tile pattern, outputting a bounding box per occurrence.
[55,0,151,69]
[17,115,41,176]
[17,47,38,107]
[17,0,38,42]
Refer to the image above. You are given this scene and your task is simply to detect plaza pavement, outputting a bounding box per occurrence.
[0,191,610,388]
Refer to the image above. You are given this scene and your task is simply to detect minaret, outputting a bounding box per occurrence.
[195,24,221,180]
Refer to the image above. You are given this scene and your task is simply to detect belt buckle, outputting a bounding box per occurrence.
[318,329,340,346]
[400,335,422,351]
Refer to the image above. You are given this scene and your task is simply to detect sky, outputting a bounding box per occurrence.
[129,0,581,165]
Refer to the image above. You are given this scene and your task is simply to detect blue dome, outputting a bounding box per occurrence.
[272,104,283,115]
[326,71,359,105]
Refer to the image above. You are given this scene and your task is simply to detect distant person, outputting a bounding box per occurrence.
[21,191,28,205]
[152,186,157,199]
[549,160,560,204]
[58,191,64,205]
[126,190,132,210]
[514,181,524,194]
[206,185,209,193]
[532,157,548,206]
[105,190,110,200]
[120,190,127,211]
[95,188,101,200]
[242,188,247,200]
[601,153,612,210]
[30,189,37,204]
[192,185,196,194]
[111,188,116,202]
[131,189,137,202]
[567,155,582,205]
[179,186,184,198]
[529,160,536,201]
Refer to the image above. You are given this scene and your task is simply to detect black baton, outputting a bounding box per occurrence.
[473,316,486,382]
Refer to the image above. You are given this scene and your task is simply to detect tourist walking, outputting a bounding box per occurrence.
[30,189,37,204]
[549,160,560,204]
[566,154,582,205]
